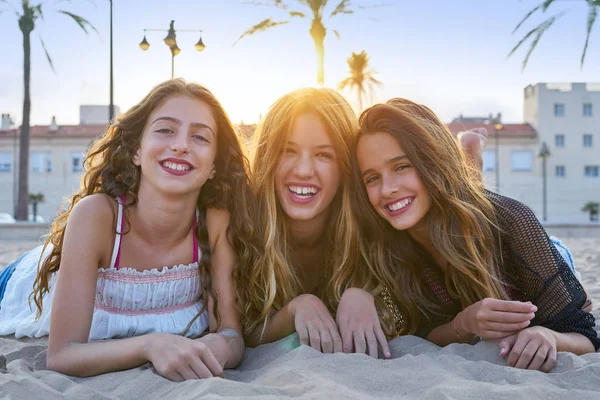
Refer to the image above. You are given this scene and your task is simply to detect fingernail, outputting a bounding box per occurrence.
[385,352,391,358]
[530,305,537,312]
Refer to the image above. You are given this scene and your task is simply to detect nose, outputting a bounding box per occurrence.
[293,153,315,178]
[170,131,190,154]
[381,174,399,198]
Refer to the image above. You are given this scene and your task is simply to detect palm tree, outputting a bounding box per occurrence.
[509,0,599,70]
[338,50,382,112]
[582,201,599,222]
[28,191,44,223]
[0,0,96,220]
[233,0,379,86]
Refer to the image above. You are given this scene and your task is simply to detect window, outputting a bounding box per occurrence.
[584,166,599,178]
[511,151,533,172]
[30,152,52,173]
[555,165,565,177]
[555,134,565,148]
[554,103,565,117]
[583,103,593,117]
[482,151,495,172]
[0,152,12,172]
[584,134,593,148]
[71,152,84,172]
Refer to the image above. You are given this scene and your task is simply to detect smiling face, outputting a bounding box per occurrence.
[132,95,218,197]
[356,131,431,236]
[274,113,342,223]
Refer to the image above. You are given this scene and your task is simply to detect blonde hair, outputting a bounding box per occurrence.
[31,79,261,333]
[236,87,363,337]
[349,98,507,337]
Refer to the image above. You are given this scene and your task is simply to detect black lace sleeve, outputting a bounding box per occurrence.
[488,191,600,350]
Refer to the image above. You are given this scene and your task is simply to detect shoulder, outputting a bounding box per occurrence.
[69,194,117,227]
[206,207,231,248]
[484,190,539,226]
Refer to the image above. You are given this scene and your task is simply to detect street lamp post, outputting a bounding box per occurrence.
[140,20,205,79]
[493,121,503,193]
[538,142,551,222]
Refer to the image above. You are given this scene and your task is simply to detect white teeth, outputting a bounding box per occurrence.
[288,185,318,196]
[388,198,412,211]
[162,161,190,171]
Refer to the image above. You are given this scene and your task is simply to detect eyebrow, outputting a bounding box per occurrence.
[361,155,408,178]
[151,116,215,138]
[287,141,335,150]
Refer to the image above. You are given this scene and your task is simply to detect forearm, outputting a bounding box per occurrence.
[426,318,475,347]
[553,331,595,355]
[246,302,296,347]
[46,334,154,377]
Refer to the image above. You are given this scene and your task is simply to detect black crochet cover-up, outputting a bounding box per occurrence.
[412,191,599,350]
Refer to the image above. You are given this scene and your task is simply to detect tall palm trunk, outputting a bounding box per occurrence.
[17,15,34,220]
[310,19,326,86]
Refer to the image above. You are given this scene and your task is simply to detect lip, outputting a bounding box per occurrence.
[286,183,320,205]
[384,196,414,217]
[159,157,194,176]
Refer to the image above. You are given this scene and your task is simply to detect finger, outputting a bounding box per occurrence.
[374,326,391,359]
[527,345,548,371]
[541,347,557,373]
[329,327,343,353]
[485,311,536,324]
[499,333,518,358]
[320,329,334,354]
[340,323,354,353]
[165,370,184,382]
[481,319,532,332]
[307,322,322,352]
[515,340,540,369]
[297,323,310,347]
[366,330,378,359]
[488,299,537,313]
[177,365,201,381]
[507,334,531,368]
[481,329,520,341]
[353,330,367,354]
[190,359,215,379]
[200,349,224,377]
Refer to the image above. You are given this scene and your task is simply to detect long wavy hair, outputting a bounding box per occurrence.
[236,87,364,338]
[30,79,261,332]
[348,98,507,337]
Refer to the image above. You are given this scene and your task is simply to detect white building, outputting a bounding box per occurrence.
[0,119,104,221]
[449,82,599,224]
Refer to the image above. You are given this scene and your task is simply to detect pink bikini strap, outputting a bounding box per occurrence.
[192,209,199,263]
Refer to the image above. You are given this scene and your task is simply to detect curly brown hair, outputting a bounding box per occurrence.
[30,79,261,332]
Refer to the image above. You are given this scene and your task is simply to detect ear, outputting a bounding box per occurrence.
[132,148,142,166]
[209,165,216,180]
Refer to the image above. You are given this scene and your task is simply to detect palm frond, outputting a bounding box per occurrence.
[58,10,99,35]
[290,10,306,17]
[581,2,598,67]
[512,0,556,34]
[508,11,566,70]
[39,36,56,74]
[337,76,353,90]
[332,29,341,39]
[233,18,290,46]
[330,0,353,17]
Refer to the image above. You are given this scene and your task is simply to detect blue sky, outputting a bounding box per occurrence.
[0,0,598,126]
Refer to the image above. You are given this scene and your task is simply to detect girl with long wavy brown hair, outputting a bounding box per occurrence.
[0,79,260,381]
[341,98,599,371]
[235,87,383,354]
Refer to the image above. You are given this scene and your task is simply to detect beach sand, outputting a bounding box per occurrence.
[1,238,599,399]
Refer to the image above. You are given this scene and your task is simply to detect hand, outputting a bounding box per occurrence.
[336,288,391,359]
[145,333,223,381]
[457,128,488,178]
[290,294,342,354]
[460,298,537,340]
[498,326,558,372]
